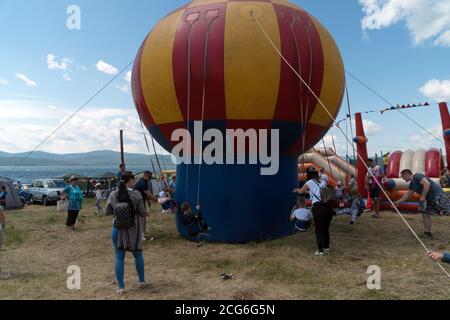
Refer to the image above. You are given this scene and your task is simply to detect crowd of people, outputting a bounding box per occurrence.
[1,161,450,293]
[292,159,450,261]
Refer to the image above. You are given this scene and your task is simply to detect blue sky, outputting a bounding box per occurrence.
[0,0,449,156]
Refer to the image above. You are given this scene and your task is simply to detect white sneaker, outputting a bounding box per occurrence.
[315,250,325,256]
[138,282,147,289]
[116,289,125,295]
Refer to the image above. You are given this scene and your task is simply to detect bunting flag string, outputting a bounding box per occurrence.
[334,101,441,127]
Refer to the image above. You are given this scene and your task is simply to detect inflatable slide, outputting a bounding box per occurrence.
[382,148,443,211]
[299,148,356,187]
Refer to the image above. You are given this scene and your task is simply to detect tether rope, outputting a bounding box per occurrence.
[345,82,357,163]
[288,15,306,172]
[252,13,450,278]
[138,119,163,190]
[196,13,219,206]
[301,20,314,165]
[150,135,168,190]
[330,130,345,185]
[7,60,134,175]
[321,139,334,182]
[185,17,198,198]
[345,71,444,145]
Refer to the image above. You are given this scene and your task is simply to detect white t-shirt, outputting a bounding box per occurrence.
[293,208,312,221]
[320,174,329,185]
[306,179,326,204]
[95,190,102,200]
[367,166,382,187]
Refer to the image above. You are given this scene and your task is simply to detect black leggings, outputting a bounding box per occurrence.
[312,203,334,251]
[66,210,80,227]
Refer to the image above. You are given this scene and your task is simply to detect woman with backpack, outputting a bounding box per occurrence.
[294,167,336,256]
[105,172,148,295]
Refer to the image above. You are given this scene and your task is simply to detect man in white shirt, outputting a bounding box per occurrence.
[320,168,329,186]
[366,159,383,218]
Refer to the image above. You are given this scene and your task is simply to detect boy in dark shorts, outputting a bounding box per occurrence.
[366,159,382,218]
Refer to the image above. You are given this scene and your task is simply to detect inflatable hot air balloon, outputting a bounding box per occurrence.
[132,0,345,243]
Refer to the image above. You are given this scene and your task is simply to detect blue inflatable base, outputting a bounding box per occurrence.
[175,156,298,243]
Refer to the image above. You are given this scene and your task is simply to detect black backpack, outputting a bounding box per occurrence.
[114,202,135,230]
[311,180,336,204]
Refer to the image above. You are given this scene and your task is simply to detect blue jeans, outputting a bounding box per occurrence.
[112,226,145,289]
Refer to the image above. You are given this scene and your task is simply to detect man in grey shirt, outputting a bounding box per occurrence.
[394,169,450,237]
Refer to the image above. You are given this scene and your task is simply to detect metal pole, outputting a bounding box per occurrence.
[120,130,125,167]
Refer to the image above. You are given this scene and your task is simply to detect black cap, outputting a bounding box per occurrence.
[306,166,318,173]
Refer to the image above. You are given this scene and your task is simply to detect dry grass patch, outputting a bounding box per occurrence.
[0,199,449,300]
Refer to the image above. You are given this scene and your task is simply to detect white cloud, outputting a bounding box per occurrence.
[115,84,129,93]
[0,99,155,154]
[318,134,346,154]
[363,119,383,135]
[0,78,9,85]
[16,74,37,87]
[360,0,450,46]
[409,125,442,149]
[63,73,72,81]
[350,119,383,136]
[419,79,450,102]
[96,60,118,75]
[46,54,73,71]
[124,71,132,83]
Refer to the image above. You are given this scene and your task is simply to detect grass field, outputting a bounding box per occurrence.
[0,199,449,300]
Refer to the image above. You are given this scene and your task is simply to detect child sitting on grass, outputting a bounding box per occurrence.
[290,196,313,232]
[336,189,365,225]
[158,191,178,214]
[178,202,209,238]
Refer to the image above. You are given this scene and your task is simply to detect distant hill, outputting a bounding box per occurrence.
[0,150,174,167]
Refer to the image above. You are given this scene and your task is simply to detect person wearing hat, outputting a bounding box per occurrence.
[95,183,103,215]
[134,171,158,241]
[61,176,84,231]
[294,167,336,256]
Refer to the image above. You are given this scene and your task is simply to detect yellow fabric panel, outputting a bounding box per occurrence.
[308,17,345,126]
[270,0,304,10]
[224,2,281,120]
[140,10,184,125]
[189,0,227,7]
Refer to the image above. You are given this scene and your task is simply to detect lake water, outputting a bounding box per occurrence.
[0,165,176,183]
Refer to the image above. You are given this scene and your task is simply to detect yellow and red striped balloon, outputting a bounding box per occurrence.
[132,0,345,155]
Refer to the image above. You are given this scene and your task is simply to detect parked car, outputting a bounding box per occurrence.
[29,179,66,206]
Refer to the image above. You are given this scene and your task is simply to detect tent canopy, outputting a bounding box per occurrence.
[0,176,24,209]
